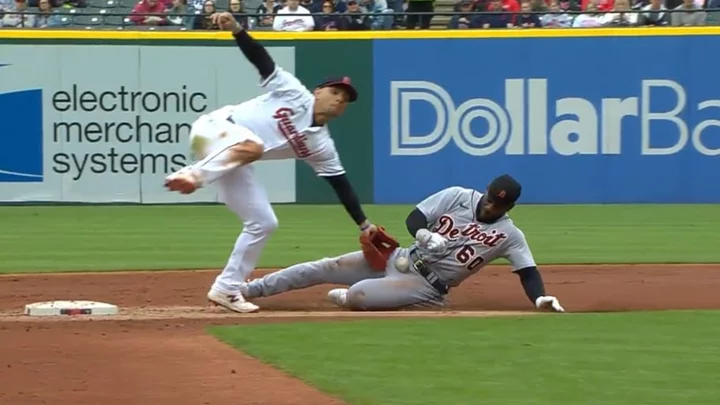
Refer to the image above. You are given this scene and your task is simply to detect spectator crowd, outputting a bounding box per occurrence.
[0,0,716,29]
[448,0,710,28]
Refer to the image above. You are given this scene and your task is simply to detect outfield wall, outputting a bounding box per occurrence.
[1,29,718,204]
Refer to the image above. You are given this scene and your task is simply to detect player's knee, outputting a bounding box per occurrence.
[346,287,368,310]
[228,140,264,165]
[258,214,279,235]
[317,257,340,272]
[319,255,361,272]
[245,213,278,237]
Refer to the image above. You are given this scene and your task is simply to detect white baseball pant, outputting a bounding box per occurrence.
[187,114,278,295]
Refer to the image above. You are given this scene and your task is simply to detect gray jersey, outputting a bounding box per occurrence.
[412,186,536,287]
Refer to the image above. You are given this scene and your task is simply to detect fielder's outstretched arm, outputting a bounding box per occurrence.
[231,23,275,80]
[324,174,372,231]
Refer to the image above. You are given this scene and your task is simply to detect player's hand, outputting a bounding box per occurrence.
[415,229,446,253]
[535,296,565,312]
[360,221,377,235]
[211,12,242,32]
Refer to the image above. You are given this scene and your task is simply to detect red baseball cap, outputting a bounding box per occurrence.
[316,76,358,102]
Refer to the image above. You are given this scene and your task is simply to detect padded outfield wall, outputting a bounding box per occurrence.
[1,28,718,204]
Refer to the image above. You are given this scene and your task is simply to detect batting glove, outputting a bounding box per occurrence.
[415,229,447,253]
[535,296,565,312]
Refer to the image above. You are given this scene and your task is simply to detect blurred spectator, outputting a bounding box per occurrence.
[344,0,370,28]
[557,0,579,10]
[167,0,194,28]
[529,0,548,10]
[361,0,393,28]
[307,0,348,12]
[572,0,605,25]
[60,0,85,6]
[34,0,64,26]
[1,0,36,27]
[541,0,572,25]
[581,0,613,10]
[601,0,638,24]
[497,0,520,12]
[130,0,167,25]
[330,0,348,12]
[474,0,513,27]
[447,0,474,28]
[193,0,220,28]
[332,0,348,12]
[707,0,720,24]
[636,0,668,25]
[491,0,519,25]
[314,0,345,28]
[188,0,204,11]
[228,0,249,28]
[405,0,434,29]
[27,0,86,7]
[516,0,541,26]
[0,0,11,18]
[273,0,315,30]
[386,0,402,23]
[256,0,281,27]
[671,0,706,25]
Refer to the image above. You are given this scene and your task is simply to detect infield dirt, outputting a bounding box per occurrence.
[1,264,719,405]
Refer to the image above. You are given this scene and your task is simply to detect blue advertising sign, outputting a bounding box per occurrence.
[372,36,720,204]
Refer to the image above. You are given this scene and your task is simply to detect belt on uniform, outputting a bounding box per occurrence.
[408,248,450,295]
[227,116,236,124]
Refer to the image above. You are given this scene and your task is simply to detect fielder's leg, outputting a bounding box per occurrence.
[176,115,275,313]
[335,248,445,311]
[208,163,278,313]
[244,251,383,299]
[165,115,264,193]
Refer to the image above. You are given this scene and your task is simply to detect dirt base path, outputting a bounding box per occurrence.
[1,264,719,405]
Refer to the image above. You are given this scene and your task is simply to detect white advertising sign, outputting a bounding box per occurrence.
[0,44,297,203]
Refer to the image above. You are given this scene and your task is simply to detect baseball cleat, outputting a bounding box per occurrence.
[207,289,259,314]
[164,168,201,195]
[327,288,349,308]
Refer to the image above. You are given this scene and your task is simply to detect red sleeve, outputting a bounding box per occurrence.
[154,4,169,24]
[508,0,520,24]
[599,0,615,10]
[130,4,146,24]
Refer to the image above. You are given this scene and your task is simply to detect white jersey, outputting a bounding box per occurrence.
[413,186,537,287]
[207,67,345,177]
[272,5,315,31]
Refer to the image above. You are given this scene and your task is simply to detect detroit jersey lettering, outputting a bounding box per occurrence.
[413,186,537,287]
[207,67,345,177]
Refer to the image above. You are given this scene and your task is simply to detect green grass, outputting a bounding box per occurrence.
[1,204,719,272]
[209,311,720,405]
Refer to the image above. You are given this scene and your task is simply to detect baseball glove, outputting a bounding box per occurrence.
[359,226,400,271]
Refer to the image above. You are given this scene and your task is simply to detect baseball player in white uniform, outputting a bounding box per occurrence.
[164,12,382,313]
[239,175,566,312]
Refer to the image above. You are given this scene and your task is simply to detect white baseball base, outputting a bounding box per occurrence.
[24,300,119,316]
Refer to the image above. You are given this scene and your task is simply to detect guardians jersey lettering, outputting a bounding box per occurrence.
[273,107,311,158]
[413,186,536,287]
[212,67,345,176]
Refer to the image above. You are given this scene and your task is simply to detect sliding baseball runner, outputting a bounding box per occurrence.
[163,11,394,313]
[240,174,566,312]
